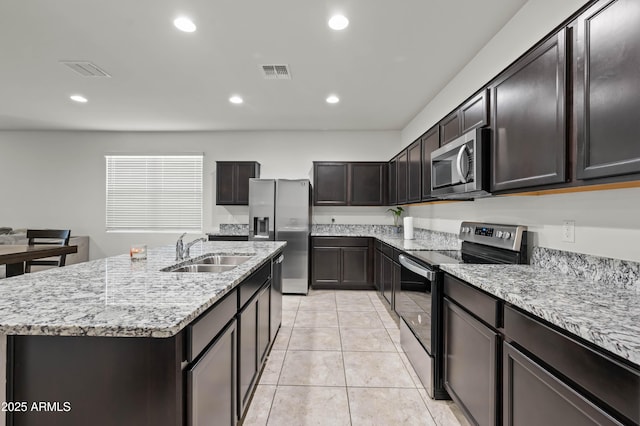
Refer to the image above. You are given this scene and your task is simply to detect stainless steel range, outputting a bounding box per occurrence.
[396,222,528,399]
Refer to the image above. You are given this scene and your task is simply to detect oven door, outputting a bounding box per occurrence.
[397,254,448,399]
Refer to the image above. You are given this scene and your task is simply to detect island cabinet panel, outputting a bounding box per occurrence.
[421,126,439,201]
[489,29,567,192]
[407,139,422,203]
[573,0,640,180]
[311,237,373,290]
[8,334,184,426]
[313,162,348,205]
[216,161,261,205]
[503,342,622,426]
[187,320,237,426]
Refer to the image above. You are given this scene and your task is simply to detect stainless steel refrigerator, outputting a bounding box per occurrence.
[249,179,311,294]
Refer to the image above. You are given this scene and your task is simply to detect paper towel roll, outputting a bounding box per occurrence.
[404,216,414,240]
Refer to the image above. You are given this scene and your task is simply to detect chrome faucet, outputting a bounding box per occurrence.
[175,233,187,261]
[184,237,207,259]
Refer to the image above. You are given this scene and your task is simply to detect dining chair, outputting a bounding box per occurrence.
[24,229,71,273]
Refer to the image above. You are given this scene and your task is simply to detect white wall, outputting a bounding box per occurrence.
[0,130,398,259]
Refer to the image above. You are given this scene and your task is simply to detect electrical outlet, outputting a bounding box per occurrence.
[562,220,575,243]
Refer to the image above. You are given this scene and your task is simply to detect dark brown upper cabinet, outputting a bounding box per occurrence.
[313,162,387,206]
[216,161,260,205]
[421,126,440,201]
[489,29,567,192]
[573,0,640,180]
[439,90,489,146]
[396,151,408,204]
[407,139,422,203]
[313,162,349,205]
[439,111,461,146]
[388,158,397,205]
[350,162,388,205]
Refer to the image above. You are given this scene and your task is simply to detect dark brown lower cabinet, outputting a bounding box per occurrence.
[311,237,373,290]
[187,320,237,426]
[443,298,498,426]
[503,342,622,426]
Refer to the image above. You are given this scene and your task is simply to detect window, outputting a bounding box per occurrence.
[105,154,203,232]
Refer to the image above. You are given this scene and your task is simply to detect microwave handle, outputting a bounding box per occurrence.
[456,145,469,183]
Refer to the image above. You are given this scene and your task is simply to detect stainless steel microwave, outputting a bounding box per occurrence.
[430,128,490,199]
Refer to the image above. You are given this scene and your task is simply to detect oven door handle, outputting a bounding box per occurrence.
[399,255,437,281]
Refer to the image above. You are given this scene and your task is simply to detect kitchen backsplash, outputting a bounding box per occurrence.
[532,247,640,290]
[217,224,249,235]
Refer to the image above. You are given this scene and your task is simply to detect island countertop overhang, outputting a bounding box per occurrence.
[0,241,286,338]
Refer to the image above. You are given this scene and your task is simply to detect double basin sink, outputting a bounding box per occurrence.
[163,255,253,273]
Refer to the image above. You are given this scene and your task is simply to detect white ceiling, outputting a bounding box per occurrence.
[0,0,527,132]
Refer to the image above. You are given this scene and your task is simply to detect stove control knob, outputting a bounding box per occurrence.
[496,231,503,238]
[502,231,512,239]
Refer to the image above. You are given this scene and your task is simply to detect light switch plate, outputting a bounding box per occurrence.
[562,220,575,243]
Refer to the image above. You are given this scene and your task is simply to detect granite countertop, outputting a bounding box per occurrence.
[439,264,640,367]
[0,241,285,338]
[312,230,461,251]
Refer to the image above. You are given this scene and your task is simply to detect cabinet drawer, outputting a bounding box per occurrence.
[443,274,500,328]
[312,237,370,248]
[239,261,271,308]
[381,242,393,258]
[187,289,237,362]
[504,305,640,425]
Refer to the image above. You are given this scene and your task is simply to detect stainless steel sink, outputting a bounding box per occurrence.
[163,254,253,273]
[169,264,237,273]
[192,255,253,266]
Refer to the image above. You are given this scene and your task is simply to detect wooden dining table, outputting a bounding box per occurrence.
[0,244,78,277]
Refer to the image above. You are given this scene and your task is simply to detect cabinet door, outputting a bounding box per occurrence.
[382,254,393,306]
[313,162,348,205]
[239,299,257,417]
[439,111,461,146]
[216,163,236,205]
[407,140,422,203]
[188,320,237,426]
[490,30,567,192]
[258,284,271,364]
[574,0,640,180]
[503,342,622,426]
[388,159,397,205]
[270,256,283,340]
[350,163,387,205]
[312,247,341,287]
[443,298,498,426]
[460,90,489,134]
[421,126,439,201]
[341,247,369,285]
[391,260,401,314]
[235,163,258,205]
[396,151,408,204]
[374,249,382,292]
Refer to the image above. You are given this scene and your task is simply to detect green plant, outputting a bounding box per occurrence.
[387,206,404,227]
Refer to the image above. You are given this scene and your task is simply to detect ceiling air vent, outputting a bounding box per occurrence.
[60,61,111,77]
[260,64,291,80]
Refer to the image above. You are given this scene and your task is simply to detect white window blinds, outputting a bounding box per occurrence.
[105,155,203,232]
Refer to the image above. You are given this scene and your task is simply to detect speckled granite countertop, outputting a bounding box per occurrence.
[312,229,461,251]
[439,264,640,367]
[0,241,285,338]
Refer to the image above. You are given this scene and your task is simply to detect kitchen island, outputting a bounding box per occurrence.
[0,240,285,426]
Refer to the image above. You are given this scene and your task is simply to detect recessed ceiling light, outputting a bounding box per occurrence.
[229,95,243,104]
[174,16,196,33]
[326,95,340,104]
[328,15,349,30]
[70,95,88,103]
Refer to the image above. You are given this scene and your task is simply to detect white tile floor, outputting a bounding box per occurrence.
[242,290,470,426]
